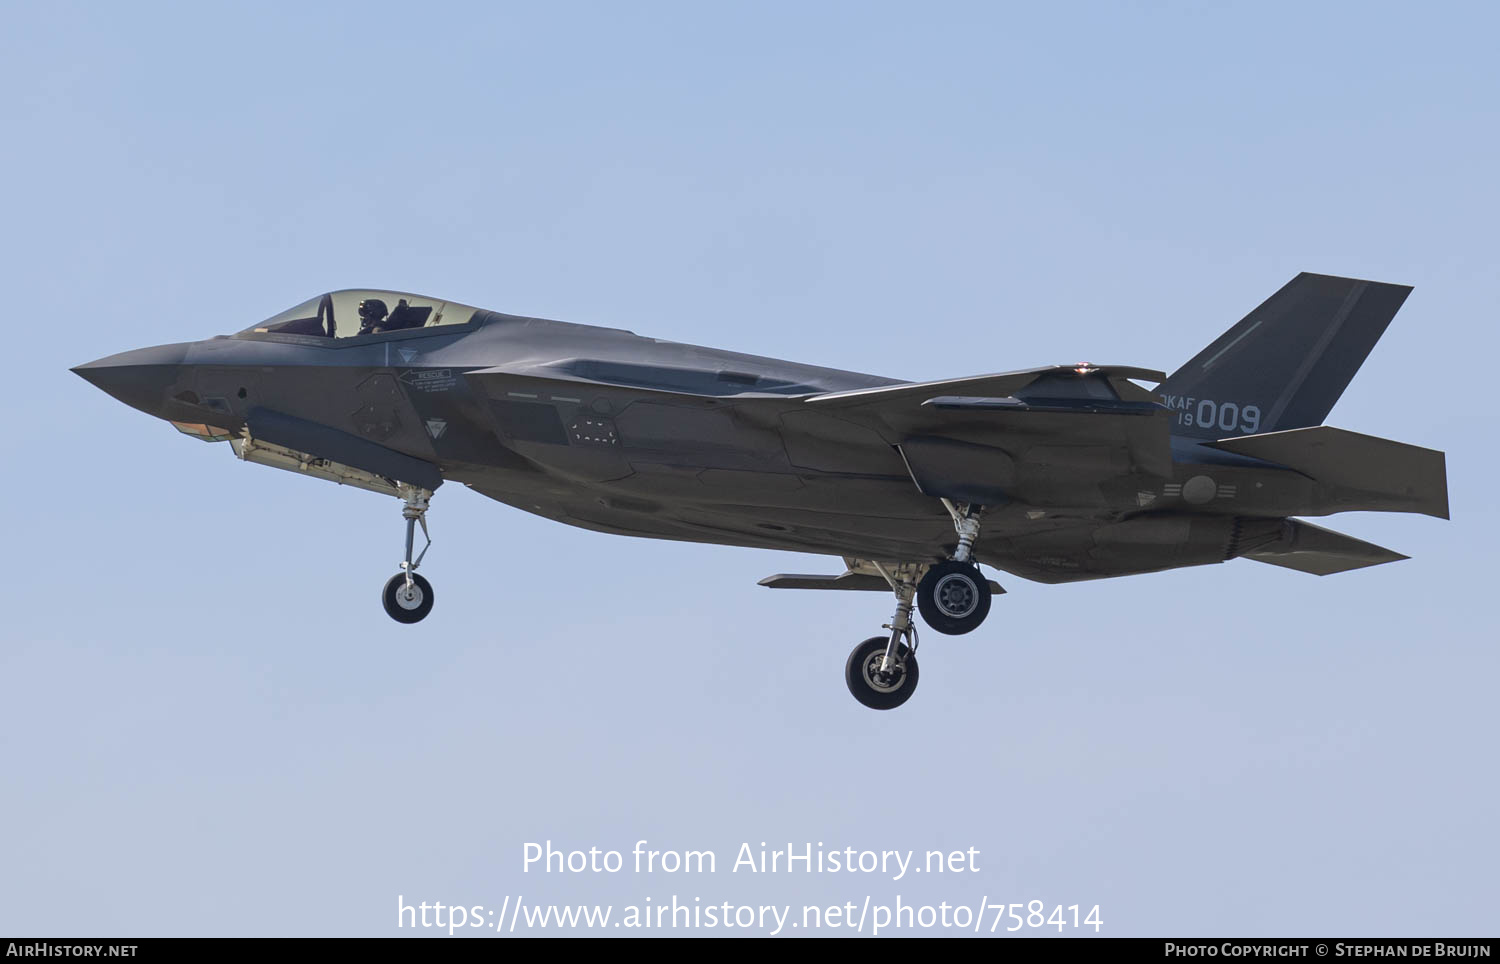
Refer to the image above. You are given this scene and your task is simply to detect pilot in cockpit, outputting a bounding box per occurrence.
[357,297,431,335]
[357,298,390,335]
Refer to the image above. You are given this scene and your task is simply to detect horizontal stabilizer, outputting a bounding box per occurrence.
[804,365,1165,409]
[759,571,1005,593]
[1242,519,1407,576]
[1206,426,1448,519]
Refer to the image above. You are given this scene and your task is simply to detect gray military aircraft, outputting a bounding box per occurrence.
[74,273,1447,709]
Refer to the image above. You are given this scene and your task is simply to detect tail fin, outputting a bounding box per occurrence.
[1159,273,1412,440]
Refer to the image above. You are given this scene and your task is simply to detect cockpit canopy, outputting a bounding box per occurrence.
[242,290,481,341]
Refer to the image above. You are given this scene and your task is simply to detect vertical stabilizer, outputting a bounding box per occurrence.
[1160,273,1411,440]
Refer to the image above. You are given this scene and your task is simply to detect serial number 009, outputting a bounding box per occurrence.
[1169,398,1262,434]
[987,902,1101,932]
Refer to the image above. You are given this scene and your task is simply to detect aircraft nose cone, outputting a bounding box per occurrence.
[72,342,192,418]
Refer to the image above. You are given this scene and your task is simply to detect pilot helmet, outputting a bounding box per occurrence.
[358,298,389,323]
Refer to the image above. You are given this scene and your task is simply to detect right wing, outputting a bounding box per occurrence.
[805,365,1177,496]
[804,364,1166,409]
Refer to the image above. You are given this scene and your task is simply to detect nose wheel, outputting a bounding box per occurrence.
[383,483,435,624]
[383,572,434,623]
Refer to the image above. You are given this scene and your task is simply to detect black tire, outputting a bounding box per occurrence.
[916,560,991,635]
[382,572,434,624]
[844,636,919,710]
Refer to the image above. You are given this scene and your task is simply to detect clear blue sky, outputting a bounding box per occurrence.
[2,1,1495,937]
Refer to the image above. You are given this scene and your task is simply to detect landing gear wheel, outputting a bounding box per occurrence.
[845,636,919,710]
[916,560,991,635]
[383,572,434,624]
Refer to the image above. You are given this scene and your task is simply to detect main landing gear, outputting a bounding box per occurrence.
[915,500,991,635]
[382,483,435,624]
[842,502,994,710]
[845,563,923,710]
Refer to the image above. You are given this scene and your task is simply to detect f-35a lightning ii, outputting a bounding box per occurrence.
[74,273,1448,709]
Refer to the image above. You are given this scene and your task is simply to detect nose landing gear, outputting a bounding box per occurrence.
[382,483,435,624]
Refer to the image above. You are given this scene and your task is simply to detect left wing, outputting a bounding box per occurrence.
[760,567,1006,593]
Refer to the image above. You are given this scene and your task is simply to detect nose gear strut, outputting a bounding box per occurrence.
[382,483,435,623]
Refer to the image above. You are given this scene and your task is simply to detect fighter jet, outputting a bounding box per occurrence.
[73,274,1448,709]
